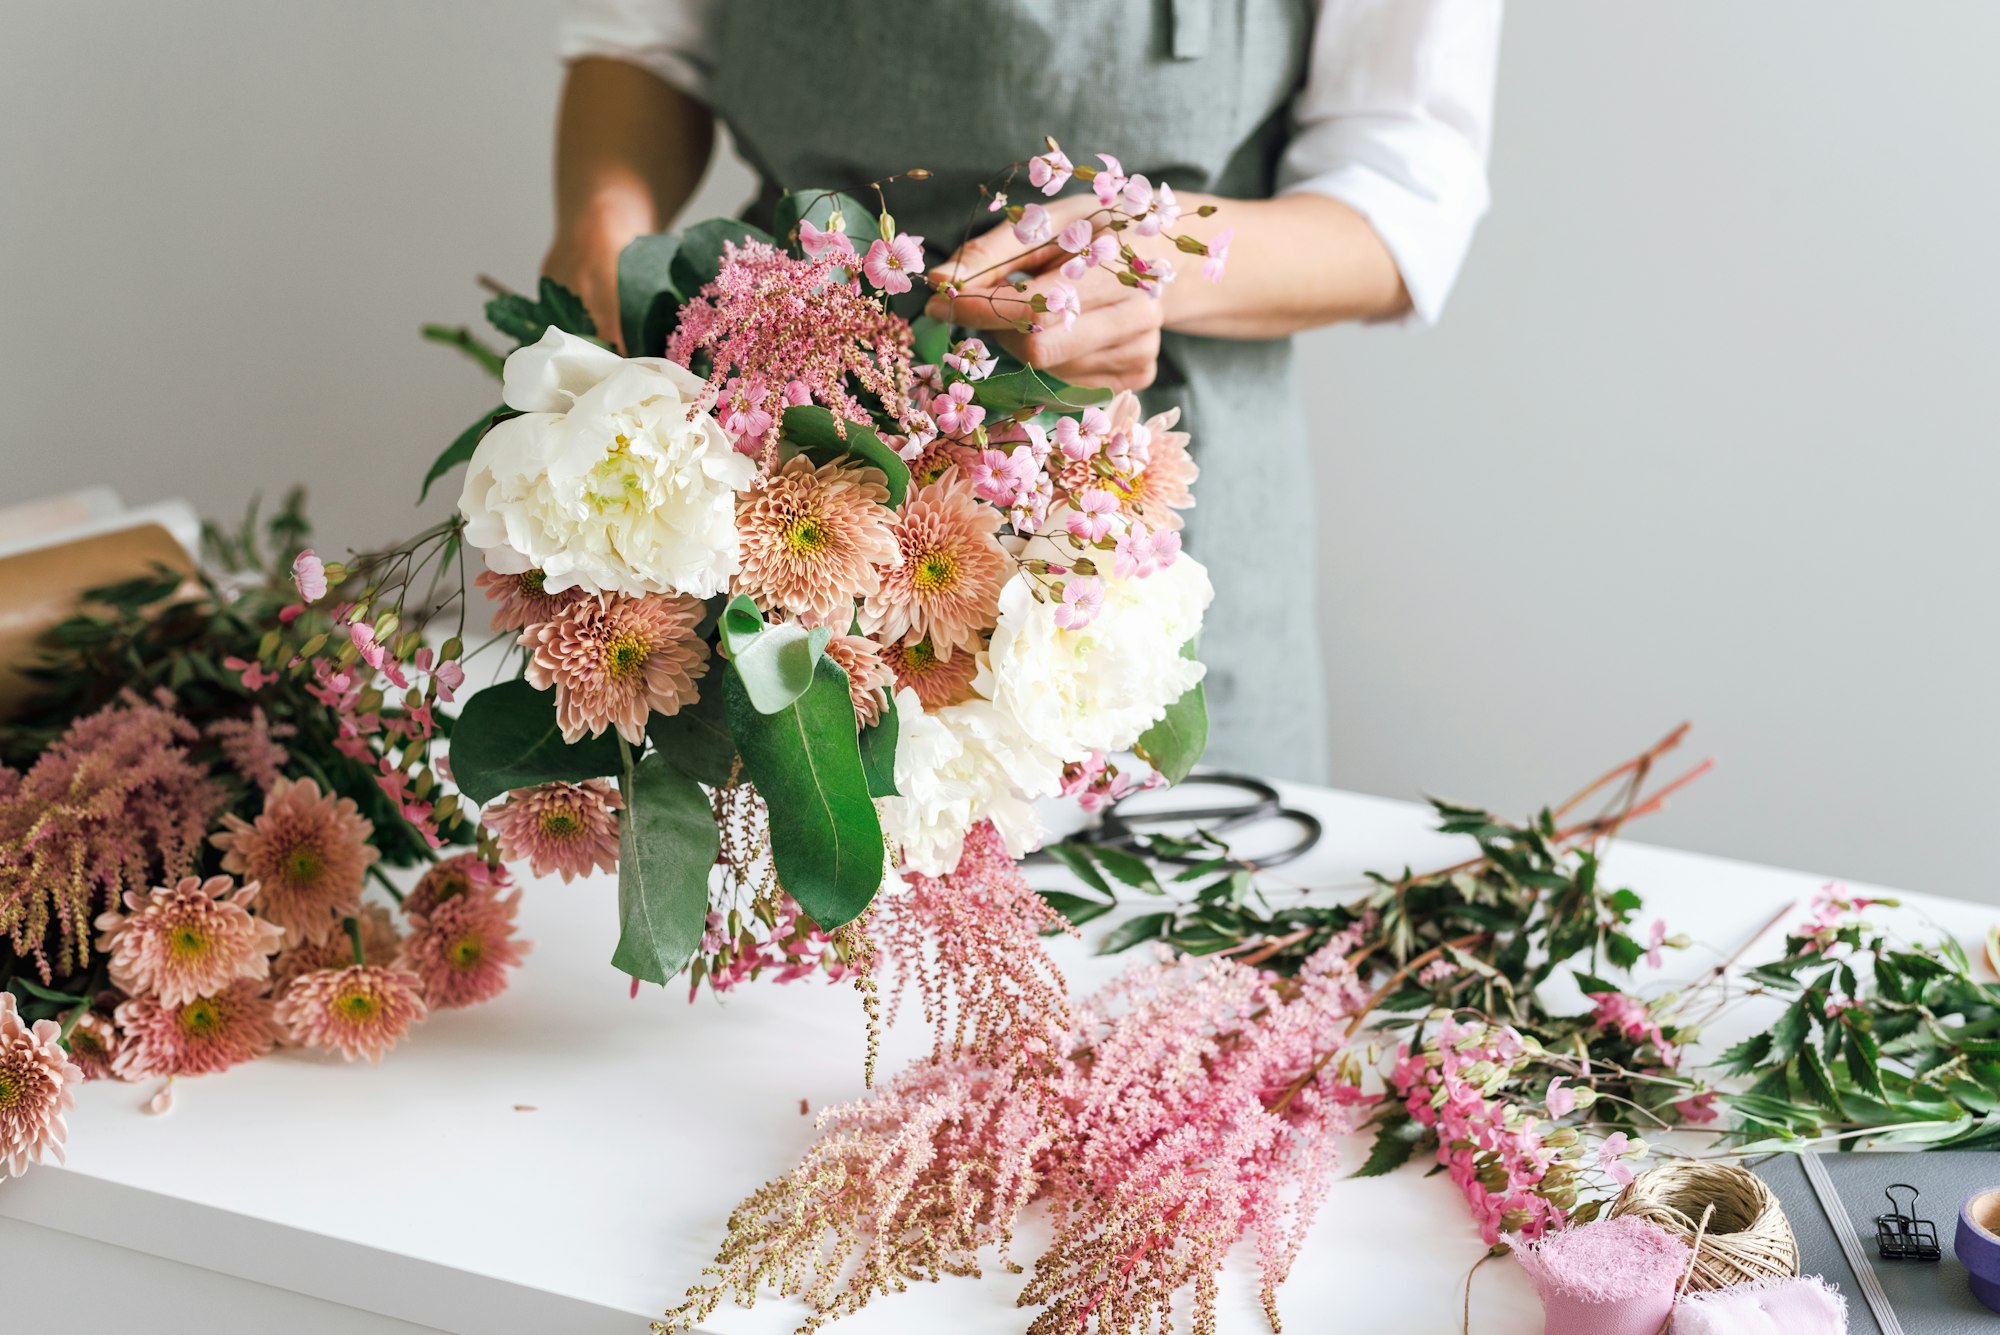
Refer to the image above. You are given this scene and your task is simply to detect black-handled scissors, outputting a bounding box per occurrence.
[1030,771,1324,868]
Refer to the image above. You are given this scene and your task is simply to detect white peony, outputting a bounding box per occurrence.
[458,327,757,597]
[877,688,1062,875]
[976,556,1212,764]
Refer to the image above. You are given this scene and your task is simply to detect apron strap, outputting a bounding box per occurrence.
[1169,0,1212,60]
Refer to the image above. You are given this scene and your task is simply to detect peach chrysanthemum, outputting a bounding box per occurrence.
[269,902,401,990]
[404,852,511,919]
[398,889,531,1009]
[1120,401,1197,531]
[861,468,1010,659]
[476,565,581,632]
[112,979,278,1079]
[94,874,284,1007]
[483,779,623,883]
[63,1011,121,1082]
[823,634,897,728]
[734,456,900,626]
[522,592,710,744]
[881,636,981,710]
[0,992,82,1176]
[211,777,377,948]
[275,965,427,1063]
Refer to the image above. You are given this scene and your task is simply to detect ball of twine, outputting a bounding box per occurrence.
[1608,1161,1800,1292]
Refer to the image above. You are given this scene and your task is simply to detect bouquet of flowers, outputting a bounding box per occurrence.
[420,141,1224,988]
[1,502,529,1178]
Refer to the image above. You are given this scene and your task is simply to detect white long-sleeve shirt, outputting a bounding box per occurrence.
[559,0,1501,323]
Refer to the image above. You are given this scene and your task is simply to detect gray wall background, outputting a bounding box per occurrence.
[3,3,1994,901]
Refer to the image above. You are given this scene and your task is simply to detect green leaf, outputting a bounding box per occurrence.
[1573,971,1622,996]
[644,688,736,787]
[723,657,883,930]
[1135,642,1208,784]
[717,595,831,713]
[420,405,513,503]
[911,313,952,367]
[770,189,877,255]
[858,693,899,797]
[1797,1043,1846,1116]
[611,745,718,985]
[1097,911,1174,955]
[447,679,622,804]
[1089,844,1163,895]
[484,277,597,346]
[617,232,683,356]
[670,218,775,299]
[779,405,911,508]
[1353,1112,1427,1179]
[1770,997,1813,1065]
[971,366,1114,417]
[1038,890,1116,929]
[1042,842,1114,898]
[537,276,596,338]
[9,978,88,1006]
[1715,1031,1774,1076]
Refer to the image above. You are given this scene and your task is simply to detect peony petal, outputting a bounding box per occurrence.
[501,327,625,413]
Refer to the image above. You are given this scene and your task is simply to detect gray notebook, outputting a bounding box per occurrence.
[1754,1152,1999,1335]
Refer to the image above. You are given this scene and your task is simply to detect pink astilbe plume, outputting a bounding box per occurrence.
[112,979,279,1079]
[0,696,226,981]
[861,469,1011,659]
[876,819,1072,1067]
[1024,941,1374,1334]
[211,777,377,948]
[666,240,918,458]
[523,592,710,745]
[0,992,83,1177]
[734,456,899,627]
[205,707,294,794]
[94,874,284,1007]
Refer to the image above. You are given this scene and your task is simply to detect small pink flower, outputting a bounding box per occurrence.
[1044,281,1080,331]
[1052,577,1105,631]
[348,621,387,671]
[1055,414,1099,461]
[431,659,466,701]
[933,381,986,436]
[1057,219,1093,254]
[783,378,813,406]
[1545,1077,1576,1119]
[896,408,938,458]
[1029,146,1072,195]
[1644,918,1669,969]
[1136,182,1180,236]
[1598,1131,1639,1186]
[291,549,327,603]
[1092,154,1128,206]
[719,374,774,447]
[1129,252,1176,298]
[797,218,855,260]
[1147,528,1182,569]
[1121,173,1154,213]
[223,656,276,691]
[1013,203,1052,245]
[862,232,925,295]
[1066,489,1120,543]
[1202,226,1233,282]
[1674,1091,1720,1125]
[944,338,996,380]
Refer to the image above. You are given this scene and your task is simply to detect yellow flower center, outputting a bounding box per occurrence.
[540,810,582,840]
[335,989,380,1024]
[448,935,486,971]
[606,633,650,679]
[0,1071,20,1110]
[912,549,958,593]
[178,997,224,1037]
[518,570,547,596]
[899,639,938,672]
[781,516,829,555]
[285,842,324,886]
[168,925,210,960]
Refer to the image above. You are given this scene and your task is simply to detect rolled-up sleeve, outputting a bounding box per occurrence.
[558,0,716,101]
[1279,0,1502,324]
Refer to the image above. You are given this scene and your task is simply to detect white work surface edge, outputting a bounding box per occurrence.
[1,781,1990,1335]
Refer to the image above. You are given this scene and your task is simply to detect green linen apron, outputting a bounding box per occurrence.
[711,0,1330,782]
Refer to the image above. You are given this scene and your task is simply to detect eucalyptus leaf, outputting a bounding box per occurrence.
[670,218,776,299]
[971,366,1114,417]
[723,658,883,930]
[779,405,911,508]
[448,679,621,804]
[719,597,832,714]
[771,189,877,255]
[1136,643,1208,784]
[858,693,899,797]
[1097,911,1174,955]
[1042,842,1114,898]
[1089,844,1163,895]
[618,232,684,356]
[1038,891,1116,929]
[611,745,718,985]
[644,688,736,787]
[911,313,952,366]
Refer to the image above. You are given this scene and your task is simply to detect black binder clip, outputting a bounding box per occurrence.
[1873,1183,1941,1262]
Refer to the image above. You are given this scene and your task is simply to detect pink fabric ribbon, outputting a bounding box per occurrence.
[1672,1275,1848,1334]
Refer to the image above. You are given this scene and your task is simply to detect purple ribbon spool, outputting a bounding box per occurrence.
[1959,1187,2000,1313]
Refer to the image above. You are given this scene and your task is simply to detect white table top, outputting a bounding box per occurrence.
[3,782,1990,1335]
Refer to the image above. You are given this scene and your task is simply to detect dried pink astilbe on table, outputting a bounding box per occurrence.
[666,240,918,459]
[0,697,226,981]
